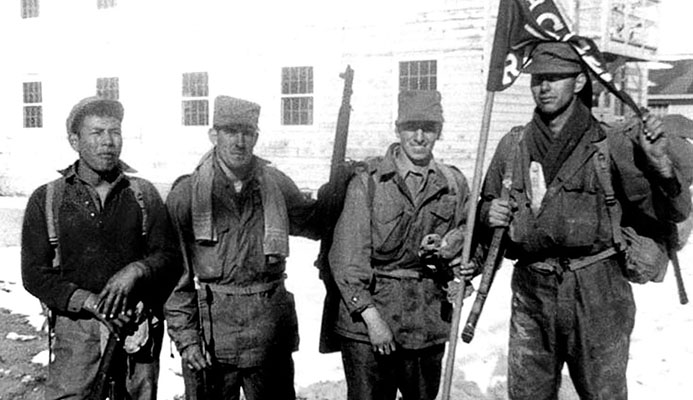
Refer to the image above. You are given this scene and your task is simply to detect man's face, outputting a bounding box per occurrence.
[212,125,258,170]
[69,114,122,174]
[530,73,584,116]
[396,121,441,166]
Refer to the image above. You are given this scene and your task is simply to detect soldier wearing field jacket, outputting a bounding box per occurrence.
[328,90,476,400]
[164,95,347,400]
[479,42,692,399]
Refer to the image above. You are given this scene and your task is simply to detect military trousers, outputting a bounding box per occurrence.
[46,314,162,400]
[340,338,445,400]
[181,351,296,400]
[507,257,635,400]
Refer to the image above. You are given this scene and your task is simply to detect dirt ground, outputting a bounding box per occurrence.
[0,306,46,400]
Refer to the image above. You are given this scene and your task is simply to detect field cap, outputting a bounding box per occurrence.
[66,96,124,135]
[213,95,260,129]
[522,42,584,74]
[396,90,444,124]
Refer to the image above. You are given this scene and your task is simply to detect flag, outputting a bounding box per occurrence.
[486,0,642,116]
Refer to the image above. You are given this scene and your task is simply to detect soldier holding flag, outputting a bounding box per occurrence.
[478,40,690,399]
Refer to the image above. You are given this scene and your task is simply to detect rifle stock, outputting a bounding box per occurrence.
[317,65,354,354]
[462,228,504,343]
[670,250,689,305]
[86,330,128,400]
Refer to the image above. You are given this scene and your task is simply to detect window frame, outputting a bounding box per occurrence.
[181,72,209,126]
[23,81,43,128]
[21,0,39,19]
[281,66,314,126]
[96,77,120,100]
[399,60,438,91]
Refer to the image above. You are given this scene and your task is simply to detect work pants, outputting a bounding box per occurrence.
[507,258,635,400]
[340,338,445,400]
[181,351,296,400]
[46,314,162,400]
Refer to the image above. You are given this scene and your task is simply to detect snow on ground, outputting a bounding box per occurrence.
[1,196,692,399]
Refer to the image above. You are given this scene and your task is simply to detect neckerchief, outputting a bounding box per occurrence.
[525,101,592,185]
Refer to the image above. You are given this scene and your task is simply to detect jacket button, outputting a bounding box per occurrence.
[351,296,358,303]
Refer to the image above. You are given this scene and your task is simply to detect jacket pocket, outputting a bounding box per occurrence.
[372,201,408,255]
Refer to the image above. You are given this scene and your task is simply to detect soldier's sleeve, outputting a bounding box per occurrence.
[271,167,322,240]
[328,174,375,315]
[21,185,81,311]
[163,178,203,353]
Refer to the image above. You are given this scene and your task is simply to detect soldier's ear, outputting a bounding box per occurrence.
[208,128,218,146]
[574,73,587,94]
[68,132,80,152]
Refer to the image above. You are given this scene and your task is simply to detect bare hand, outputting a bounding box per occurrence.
[361,307,396,355]
[98,263,145,319]
[82,292,135,336]
[181,344,213,371]
[449,257,478,281]
[487,199,513,228]
[639,113,673,177]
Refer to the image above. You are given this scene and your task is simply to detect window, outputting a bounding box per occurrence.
[182,72,209,126]
[97,0,117,9]
[281,66,313,125]
[21,0,39,19]
[23,81,42,128]
[97,77,119,100]
[399,60,437,91]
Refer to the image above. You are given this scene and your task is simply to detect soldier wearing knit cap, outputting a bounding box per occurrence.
[165,95,349,399]
[328,90,476,400]
[478,41,690,399]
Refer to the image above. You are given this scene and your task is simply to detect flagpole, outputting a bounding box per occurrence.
[441,89,496,400]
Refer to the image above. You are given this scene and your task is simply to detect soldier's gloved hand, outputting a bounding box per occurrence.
[487,199,513,228]
[181,343,213,372]
[361,306,396,355]
[98,262,146,319]
[640,112,673,178]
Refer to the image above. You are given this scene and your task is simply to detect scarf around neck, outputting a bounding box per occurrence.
[191,150,290,258]
[526,101,592,185]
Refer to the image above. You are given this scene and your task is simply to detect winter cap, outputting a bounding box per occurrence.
[522,42,584,75]
[213,95,260,129]
[396,90,444,124]
[66,96,124,135]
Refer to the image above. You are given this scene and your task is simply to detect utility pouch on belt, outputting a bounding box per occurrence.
[593,139,669,283]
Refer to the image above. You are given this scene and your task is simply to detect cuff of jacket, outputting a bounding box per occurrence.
[67,288,92,313]
[344,288,373,316]
[172,330,202,354]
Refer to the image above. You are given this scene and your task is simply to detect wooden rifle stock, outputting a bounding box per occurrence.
[317,65,355,353]
[86,330,128,400]
[462,227,505,343]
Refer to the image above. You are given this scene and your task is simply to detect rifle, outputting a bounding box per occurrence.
[669,249,689,305]
[316,65,354,354]
[462,128,519,343]
[86,328,129,400]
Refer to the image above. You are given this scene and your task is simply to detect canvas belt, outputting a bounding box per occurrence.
[373,268,427,280]
[517,247,618,276]
[203,275,285,296]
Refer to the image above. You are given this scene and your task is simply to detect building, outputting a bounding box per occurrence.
[0,0,661,195]
[648,59,693,118]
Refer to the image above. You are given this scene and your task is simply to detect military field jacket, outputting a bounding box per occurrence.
[328,144,471,349]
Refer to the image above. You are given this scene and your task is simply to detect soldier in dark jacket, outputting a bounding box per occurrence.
[165,95,341,399]
[21,96,180,399]
[328,90,475,400]
[479,42,691,399]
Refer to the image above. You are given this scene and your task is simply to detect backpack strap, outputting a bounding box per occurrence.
[45,178,65,268]
[504,126,525,199]
[128,177,148,237]
[592,139,626,252]
[437,164,459,197]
